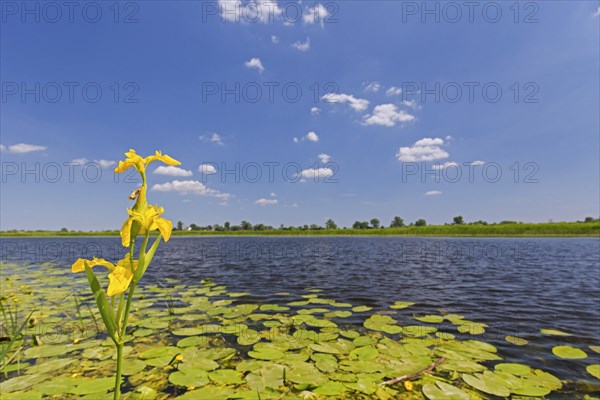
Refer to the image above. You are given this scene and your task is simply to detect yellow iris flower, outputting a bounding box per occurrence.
[113,149,179,248]
[114,149,180,175]
[72,257,139,296]
[120,204,172,247]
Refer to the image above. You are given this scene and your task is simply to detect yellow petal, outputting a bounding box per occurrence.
[116,256,138,272]
[154,217,173,242]
[71,258,87,273]
[107,266,133,296]
[115,149,144,173]
[120,217,134,247]
[114,160,133,174]
[72,258,115,273]
[144,151,181,167]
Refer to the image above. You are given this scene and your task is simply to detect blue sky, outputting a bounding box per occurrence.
[1,1,599,230]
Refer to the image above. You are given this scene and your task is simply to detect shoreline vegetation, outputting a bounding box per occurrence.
[1,221,599,238]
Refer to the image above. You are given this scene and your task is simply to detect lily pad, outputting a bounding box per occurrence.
[552,346,587,359]
[423,381,470,400]
[586,364,600,379]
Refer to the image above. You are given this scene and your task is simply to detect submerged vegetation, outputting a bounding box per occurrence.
[0,261,599,399]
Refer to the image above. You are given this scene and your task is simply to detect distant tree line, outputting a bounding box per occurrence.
[169,215,600,232]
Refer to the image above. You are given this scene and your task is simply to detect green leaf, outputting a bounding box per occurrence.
[135,235,161,282]
[84,264,117,341]
[552,346,587,359]
[314,381,348,395]
[540,328,572,336]
[505,335,528,346]
[586,364,600,380]
[208,369,244,385]
[423,382,470,400]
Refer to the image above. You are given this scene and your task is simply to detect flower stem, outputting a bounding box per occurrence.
[114,342,123,400]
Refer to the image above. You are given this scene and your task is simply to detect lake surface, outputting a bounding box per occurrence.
[1,236,599,397]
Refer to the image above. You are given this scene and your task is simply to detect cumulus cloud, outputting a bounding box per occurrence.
[151,180,230,199]
[364,82,380,92]
[303,3,328,26]
[425,190,442,196]
[292,37,310,51]
[3,143,47,154]
[71,157,88,165]
[199,132,224,145]
[294,131,319,143]
[594,6,600,17]
[363,104,415,127]
[154,166,193,177]
[310,107,321,115]
[385,86,402,96]
[198,164,218,174]
[470,160,485,166]
[432,161,459,170]
[95,160,116,169]
[323,93,369,112]
[402,100,418,109]
[318,153,331,163]
[396,138,449,162]
[0,145,5,152]
[255,198,278,206]
[271,35,279,43]
[245,57,265,73]
[270,192,276,197]
[299,167,333,180]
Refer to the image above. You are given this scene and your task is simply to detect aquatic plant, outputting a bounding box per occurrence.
[70,149,180,399]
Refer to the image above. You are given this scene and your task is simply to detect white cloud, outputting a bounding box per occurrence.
[318,153,331,163]
[294,131,319,143]
[445,135,454,141]
[71,157,88,165]
[199,132,224,145]
[425,190,442,196]
[363,104,415,127]
[385,86,402,96]
[198,164,218,174]
[396,138,449,162]
[255,198,278,206]
[323,93,369,112]
[364,82,380,93]
[151,180,230,199]
[154,165,193,177]
[4,143,47,154]
[0,145,5,152]
[470,160,485,166]
[300,167,333,179]
[95,160,116,169]
[402,100,417,109]
[432,161,459,170]
[245,57,265,73]
[594,6,600,17]
[306,131,319,142]
[270,192,276,197]
[291,203,299,208]
[303,3,328,26]
[292,37,310,51]
[310,107,321,115]
[271,35,279,43]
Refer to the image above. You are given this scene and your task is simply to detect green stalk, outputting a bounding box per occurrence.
[113,342,123,400]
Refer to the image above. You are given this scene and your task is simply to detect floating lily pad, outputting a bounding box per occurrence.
[70,377,115,395]
[248,348,285,360]
[586,364,600,380]
[541,328,572,336]
[495,363,531,375]
[209,369,243,385]
[422,381,470,400]
[552,346,587,359]
[390,301,414,309]
[505,335,528,346]
[169,369,210,387]
[314,381,348,395]
[352,306,373,312]
[415,315,444,324]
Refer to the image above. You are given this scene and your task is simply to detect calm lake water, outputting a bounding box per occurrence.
[1,236,599,396]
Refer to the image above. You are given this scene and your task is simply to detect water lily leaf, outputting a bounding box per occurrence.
[1,391,43,400]
[180,358,219,372]
[310,342,342,355]
[133,328,153,337]
[457,324,485,335]
[352,306,372,312]
[172,327,205,336]
[381,324,404,335]
[122,359,147,375]
[248,348,285,360]
[169,369,210,387]
[390,301,414,309]
[209,369,243,384]
[25,358,75,375]
[260,304,290,312]
[0,373,49,393]
[505,335,528,345]
[287,362,328,386]
[364,315,397,331]
[139,346,181,360]
[495,363,531,375]
[423,382,470,400]
[415,315,444,324]
[177,336,208,348]
[127,386,158,400]
[541,328,572,336]
[70,377,115,395]
[552,346,587,359]
[245,364,285,391]
[339,360,382,374]
[462,373,510,397]
[23,344,79,359]
[344,376,379,394]
[349,346,378,361]
[324,311,352,318]
[589,346,600,354]
[586,364,600,380]
[314,381,348,395]
[174,385,234,399]
[353,336,376,347]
